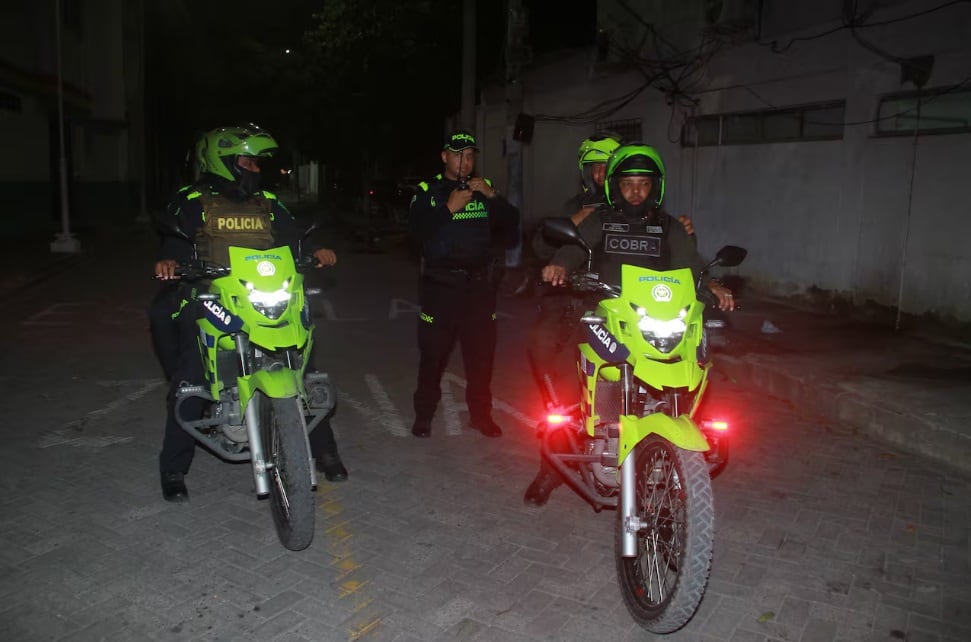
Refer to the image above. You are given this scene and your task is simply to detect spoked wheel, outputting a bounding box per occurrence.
[258,393,315,551]
[615,435,714,633]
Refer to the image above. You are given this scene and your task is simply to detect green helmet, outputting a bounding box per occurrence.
[200,125,279,184]
[576,132,622,175]
[604,143,665,210]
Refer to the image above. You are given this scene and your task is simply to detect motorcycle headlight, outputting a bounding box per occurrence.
[246,280,291,320]
[635,306,687,354]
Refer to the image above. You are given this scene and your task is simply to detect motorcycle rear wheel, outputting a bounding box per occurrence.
[615,435,714,633]
[259,394,315,551]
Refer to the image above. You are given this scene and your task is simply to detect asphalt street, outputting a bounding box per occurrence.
[0,225,968,641]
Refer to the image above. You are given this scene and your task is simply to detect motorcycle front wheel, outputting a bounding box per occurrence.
[615,435,714,633]
[259,394,315,551]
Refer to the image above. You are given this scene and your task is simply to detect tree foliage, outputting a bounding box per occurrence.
[298,0,462,176]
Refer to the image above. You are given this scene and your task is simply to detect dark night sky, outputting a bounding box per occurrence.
[144,0,596,193]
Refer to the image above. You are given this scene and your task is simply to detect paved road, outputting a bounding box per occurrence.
[0,228,968,641]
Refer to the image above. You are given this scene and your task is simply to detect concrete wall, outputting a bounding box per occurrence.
[0,0,140,233]
[477,0,971,320]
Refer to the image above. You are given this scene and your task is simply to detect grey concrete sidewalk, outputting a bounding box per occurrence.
[715,295,971,477]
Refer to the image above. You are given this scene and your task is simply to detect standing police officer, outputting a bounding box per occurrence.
[408,129,520,438]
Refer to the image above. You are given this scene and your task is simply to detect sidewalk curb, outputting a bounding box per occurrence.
[717,353,971,478]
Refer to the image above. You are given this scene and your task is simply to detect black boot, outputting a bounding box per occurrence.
[161,472,189,503]
[411,417,432,438]
[316,451,348,482]
[523,469,560,507]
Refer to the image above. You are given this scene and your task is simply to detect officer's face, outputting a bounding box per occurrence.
[618,176,653,206]
[441,149,476,181]
[591,163,607,187]
[237,156,261,173]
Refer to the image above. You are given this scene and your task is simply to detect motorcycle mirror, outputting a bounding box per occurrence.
[298,219,324,259]
[541,217,594,270]
[152,213,191,242]
[301,219,323,239]
[541,217,582,245]
[714,245,747,268]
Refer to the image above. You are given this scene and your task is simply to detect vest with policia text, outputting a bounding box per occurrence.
[593,208,671,286]
[419,174,494,270]
[194,192,275,266]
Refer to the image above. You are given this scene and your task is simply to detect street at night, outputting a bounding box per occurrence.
[0,226,968,640]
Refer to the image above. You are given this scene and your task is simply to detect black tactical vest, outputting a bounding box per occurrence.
[194,193,275,266]
[593,209,671,286]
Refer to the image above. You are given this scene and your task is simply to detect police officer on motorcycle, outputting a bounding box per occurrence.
[152,124,346,502]
[523,143,734,507]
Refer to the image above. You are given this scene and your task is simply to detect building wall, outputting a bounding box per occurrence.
[477,0,971,320]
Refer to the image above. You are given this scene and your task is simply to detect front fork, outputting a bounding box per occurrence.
[238,334,271,496]
[240,335,319,496]
[236,332,270,497]
[619,363,642,558]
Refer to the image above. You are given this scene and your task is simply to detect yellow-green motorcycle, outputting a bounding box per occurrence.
[539,217,746,633]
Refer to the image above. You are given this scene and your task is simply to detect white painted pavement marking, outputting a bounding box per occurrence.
[337,372,534,437]
[440,382,462,436]
[442,372,534,428]
[389,297,420,320]
[315,299,366,322]
[363,373,408,437]
[36,379,165,448]
[22,302,93,326]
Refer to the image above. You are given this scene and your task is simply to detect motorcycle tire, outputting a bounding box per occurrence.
[259,393,315,551]
[615,435,714,633]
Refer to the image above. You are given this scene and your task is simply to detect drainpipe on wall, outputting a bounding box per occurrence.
[51,0,80,254]
[504,0,525,269]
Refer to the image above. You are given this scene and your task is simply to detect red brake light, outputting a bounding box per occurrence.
[701,419,729,432]
[547,414,567,425]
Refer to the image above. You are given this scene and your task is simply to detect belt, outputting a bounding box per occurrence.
[423,265,492,282]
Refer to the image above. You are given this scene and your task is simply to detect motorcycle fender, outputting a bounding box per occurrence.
[618,413,709,465]
[238,369,300,410]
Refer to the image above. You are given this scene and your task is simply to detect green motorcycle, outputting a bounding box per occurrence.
[169,226,334,552]
[539,217,746,633]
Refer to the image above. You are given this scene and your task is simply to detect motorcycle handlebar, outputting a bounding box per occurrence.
[154,256,320,281]
[568,273,620,296]
[295,254,321,271]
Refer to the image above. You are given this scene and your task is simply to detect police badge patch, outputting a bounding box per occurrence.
[602,222,629,232]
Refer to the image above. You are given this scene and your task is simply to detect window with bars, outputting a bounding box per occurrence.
[875,86,971,135]
[682,101,845,147]
[596,118,642,143]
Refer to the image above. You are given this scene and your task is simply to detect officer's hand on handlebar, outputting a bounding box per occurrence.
[154,259,179,281]
[707,280,736,312]
[313,248,337,267]
[542,264,569,287]
[447,187,474,213]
